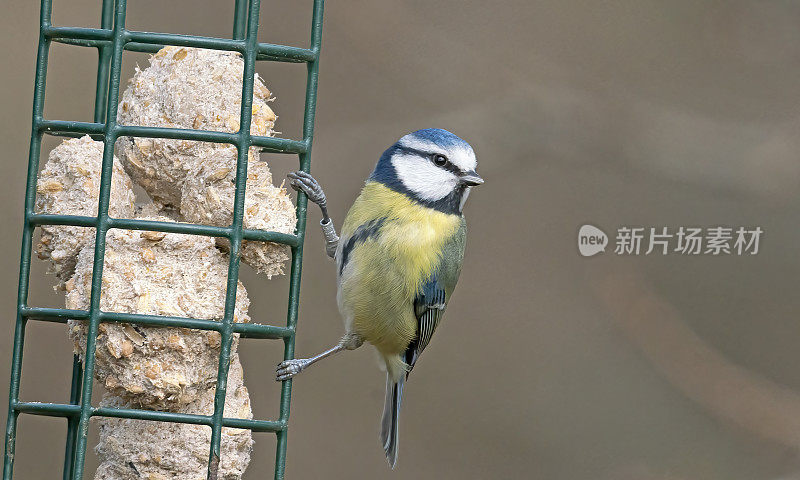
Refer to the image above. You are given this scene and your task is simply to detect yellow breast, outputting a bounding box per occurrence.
[338,182,460,354]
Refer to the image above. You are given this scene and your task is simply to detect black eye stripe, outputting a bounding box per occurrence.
[439,161,460,174]
[395,146,462,174]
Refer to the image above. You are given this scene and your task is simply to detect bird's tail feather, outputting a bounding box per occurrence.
[380,374,404,468]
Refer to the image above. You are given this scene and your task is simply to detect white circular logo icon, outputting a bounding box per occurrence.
[578,224,608,257]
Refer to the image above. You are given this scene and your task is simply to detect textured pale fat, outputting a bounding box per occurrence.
[116,46,296,275]
[181,150,295,277]
[94,354,253,480]
[116,46,276,206]
[66,216,251,410]
[35,136,136,287]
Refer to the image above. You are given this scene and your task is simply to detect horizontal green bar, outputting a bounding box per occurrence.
[47,37,100,49]
[41,120,235,145]
[222,417,286,433]
[125,31,245,52]
[39,121,307,155]
[116,125,238,145]
[19,307,89,322]
[45,27,242,54]
[13,402,79,418]
[44,131,101,140]
[96,406,212,426]
[13,402,286,432]
[28,214,97,228]
[49,36,314,64]
[118,126,309,154]
[241,229,300,247]
[20,307,224,331]
[125,42,187,54]
[232,322,293,339]
[21,307,291,340]
[42,26,113,41]
[108,218,300,246]
[251,135,308,154]
[125,42,312,63]
[257,53,307,63]
[26,216,298,249]
[100,312,225,331]
[39,119,104,136]
[107,217,232,238]
[257,43,316,62]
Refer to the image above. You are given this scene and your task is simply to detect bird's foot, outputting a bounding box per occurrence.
[276,358,312,381]
[287,171,327,210]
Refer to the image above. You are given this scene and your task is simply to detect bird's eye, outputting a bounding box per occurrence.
[432,154,448,167]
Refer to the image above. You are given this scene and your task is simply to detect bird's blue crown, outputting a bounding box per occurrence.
[404,128,472,150]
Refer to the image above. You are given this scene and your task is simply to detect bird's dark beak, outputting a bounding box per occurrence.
[459,171,484,186]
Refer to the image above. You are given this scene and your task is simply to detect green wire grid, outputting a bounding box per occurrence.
[3,0,324,478]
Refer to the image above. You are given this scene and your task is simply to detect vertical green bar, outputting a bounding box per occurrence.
[70,0,128,477]
[62,358,82,480]
[93,0,116,123]
[3,0,53,478]
[275,1,325,478]
[62,3,116,477]
[232,0,248,40]
[206,1,260,477]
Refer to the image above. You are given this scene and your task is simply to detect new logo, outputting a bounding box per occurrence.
[578,224,608,257]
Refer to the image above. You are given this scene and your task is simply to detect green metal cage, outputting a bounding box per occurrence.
[3,0,324,478]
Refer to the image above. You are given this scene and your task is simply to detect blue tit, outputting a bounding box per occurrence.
[277,128,483,468]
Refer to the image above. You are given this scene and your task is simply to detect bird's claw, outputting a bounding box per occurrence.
[287,171,326,207]
[276,358,310,381]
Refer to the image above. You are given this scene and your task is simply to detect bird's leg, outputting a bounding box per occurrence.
[287,171,339,258]
[276,333,363,381]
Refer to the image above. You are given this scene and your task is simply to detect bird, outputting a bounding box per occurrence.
[276,128,483,468]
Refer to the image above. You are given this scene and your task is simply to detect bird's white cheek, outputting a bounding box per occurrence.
[392,154,456,201]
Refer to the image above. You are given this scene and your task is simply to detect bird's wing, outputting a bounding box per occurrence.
[404,219,467,376]
[405,276,448,374]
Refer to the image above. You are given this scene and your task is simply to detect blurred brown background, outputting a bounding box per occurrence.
[3,1,800,479]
